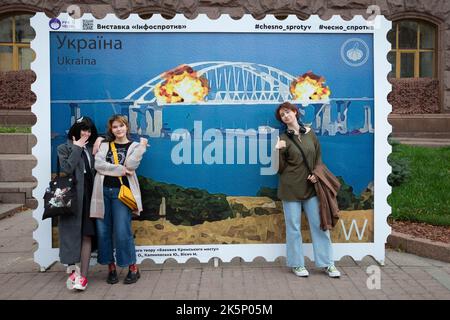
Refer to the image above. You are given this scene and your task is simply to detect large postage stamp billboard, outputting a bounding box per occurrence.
[31,13,391,269]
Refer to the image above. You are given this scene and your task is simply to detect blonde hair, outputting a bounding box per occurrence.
[106,115,130,141]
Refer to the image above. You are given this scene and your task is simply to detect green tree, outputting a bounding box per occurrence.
[138,177,233,226]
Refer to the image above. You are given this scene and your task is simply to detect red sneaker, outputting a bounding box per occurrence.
[74,275,88,291]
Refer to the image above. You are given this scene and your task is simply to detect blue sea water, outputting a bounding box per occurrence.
[136,132,373,196]
[51,103,373,196]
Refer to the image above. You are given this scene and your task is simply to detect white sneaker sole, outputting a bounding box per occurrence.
[74,283,87,291]
[328,272,341,278]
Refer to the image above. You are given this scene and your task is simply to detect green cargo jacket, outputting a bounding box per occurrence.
[276,128,322,201]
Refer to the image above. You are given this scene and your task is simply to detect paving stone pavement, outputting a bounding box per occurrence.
[0,211,449,300]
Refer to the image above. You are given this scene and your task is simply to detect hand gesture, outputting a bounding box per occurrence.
[140,137,149,147]
[72,135,89,148]
[275,136,286,150]
[92,136,105,155]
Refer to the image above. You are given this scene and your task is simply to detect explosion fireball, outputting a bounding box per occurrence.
[155,65,209,104]
[290,71,331,102]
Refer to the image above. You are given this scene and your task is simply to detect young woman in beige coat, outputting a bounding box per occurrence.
[90,115,147,284]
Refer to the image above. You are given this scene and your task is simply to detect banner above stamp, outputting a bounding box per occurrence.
[47,14,382,33]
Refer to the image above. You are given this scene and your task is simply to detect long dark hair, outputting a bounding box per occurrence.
[67,116,98,145]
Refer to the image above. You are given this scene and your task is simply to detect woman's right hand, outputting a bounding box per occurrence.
[72,135,89,148]
[275,136,287,150]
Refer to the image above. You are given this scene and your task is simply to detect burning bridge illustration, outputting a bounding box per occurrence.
[52,61,374,137]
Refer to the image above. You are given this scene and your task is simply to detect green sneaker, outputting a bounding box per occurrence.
[326,265,341,278]
[292,266,309,277]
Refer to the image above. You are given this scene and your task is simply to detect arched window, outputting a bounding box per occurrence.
[388,19,437,78]
[0,13,34,71]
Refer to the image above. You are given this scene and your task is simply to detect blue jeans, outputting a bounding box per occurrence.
[282,196,334,268]
[96,187,136,268]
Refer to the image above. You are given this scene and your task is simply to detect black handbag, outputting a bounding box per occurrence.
[42,156,77,220]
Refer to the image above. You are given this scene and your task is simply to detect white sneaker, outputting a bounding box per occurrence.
[326,265,341,278]
[66,265,80,290]
[292,266,309,277]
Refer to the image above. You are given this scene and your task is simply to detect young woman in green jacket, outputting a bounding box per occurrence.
[275,102,341,278]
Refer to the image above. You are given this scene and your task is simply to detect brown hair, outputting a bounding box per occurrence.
[106,114,131,141]
[275,102,299,122]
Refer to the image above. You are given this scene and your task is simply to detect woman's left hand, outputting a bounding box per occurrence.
[307,174,318,184]
[140,137,149,147]
[124,168,134,176]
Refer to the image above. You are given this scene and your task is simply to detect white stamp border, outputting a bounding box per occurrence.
[31,13,392,270]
